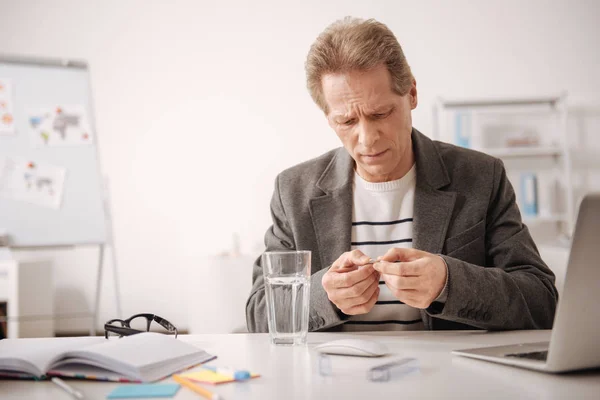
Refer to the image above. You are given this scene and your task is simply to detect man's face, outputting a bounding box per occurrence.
[322,64,417,183]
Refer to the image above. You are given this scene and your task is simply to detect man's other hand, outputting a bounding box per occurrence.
[322,250,381,315]
[373,248,447,309]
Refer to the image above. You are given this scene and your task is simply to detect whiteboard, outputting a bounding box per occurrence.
[0,56,107,247]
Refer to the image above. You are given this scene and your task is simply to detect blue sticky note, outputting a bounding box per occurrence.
[107,384,180,399]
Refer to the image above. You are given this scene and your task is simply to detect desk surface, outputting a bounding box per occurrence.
[1,330,599,399]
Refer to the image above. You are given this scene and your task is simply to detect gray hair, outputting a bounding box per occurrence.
[305,17,414,114]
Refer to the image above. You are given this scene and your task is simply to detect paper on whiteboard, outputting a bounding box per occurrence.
[0,79,16,136]
[28,105,94,147]
[0,157,67,209]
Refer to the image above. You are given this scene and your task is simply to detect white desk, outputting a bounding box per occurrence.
[1,330,599,399]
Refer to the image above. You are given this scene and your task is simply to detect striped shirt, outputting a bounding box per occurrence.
[342,164,424,331]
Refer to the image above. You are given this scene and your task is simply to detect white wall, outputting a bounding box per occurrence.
[1,0,599,334]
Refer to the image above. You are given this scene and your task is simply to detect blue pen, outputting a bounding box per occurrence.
[204,366,251,381]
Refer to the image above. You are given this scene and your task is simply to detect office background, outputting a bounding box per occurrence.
[0,0,598,335]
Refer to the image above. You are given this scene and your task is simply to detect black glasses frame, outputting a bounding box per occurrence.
[104,313,178,339]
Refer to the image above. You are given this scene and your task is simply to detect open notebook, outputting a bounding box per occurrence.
[0,332,215,382]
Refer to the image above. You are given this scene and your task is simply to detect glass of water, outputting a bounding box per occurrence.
[262,250,311,345]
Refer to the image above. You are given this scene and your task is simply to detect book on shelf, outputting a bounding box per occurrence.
[0,332,215,382]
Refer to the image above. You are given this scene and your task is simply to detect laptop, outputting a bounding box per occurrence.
[452,193,600,373]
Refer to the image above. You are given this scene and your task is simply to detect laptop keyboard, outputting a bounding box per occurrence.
[505,350,548,361]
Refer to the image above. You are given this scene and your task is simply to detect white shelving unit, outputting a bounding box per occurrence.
[0,258,54,338]
[432,94,574,241]
[485,146,562,158]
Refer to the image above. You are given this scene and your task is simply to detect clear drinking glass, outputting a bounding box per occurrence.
[262,250,311,345]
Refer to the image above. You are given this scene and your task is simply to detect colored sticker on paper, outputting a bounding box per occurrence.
[28,105,94,147]
[0,157,67,209]
[0,79,15,136]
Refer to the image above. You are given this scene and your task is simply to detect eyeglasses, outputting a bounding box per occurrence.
[104,313,178,339]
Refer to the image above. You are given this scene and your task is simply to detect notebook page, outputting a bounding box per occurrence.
[0,337,105,377]
[55,332,215,381]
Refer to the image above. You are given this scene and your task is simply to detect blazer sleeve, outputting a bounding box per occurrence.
[245,174,345,333]
[427,159,559,329]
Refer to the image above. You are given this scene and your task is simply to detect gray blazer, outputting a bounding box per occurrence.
[246,129,558,332]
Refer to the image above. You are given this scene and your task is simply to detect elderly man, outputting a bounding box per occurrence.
[246,17,558,332]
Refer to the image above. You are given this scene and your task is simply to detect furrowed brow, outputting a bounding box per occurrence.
[332,112,355,122]
[370,105,394,114]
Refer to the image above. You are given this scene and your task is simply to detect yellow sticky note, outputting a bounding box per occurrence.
[180,369,260,385]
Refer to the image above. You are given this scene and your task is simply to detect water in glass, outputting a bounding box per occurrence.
[262,250,311,345]
[265,275,310,345]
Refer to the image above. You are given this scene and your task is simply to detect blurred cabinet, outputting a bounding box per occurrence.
[0,259,54,338]
[432,94,574,244]
[187,255,254,334]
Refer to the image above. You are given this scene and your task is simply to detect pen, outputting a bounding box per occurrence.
[203,366,251,380]
[367,357,419,382]
[173,375,222,400]
[51,377,85,399]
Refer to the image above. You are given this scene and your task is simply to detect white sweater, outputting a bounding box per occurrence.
[343,164,424,331]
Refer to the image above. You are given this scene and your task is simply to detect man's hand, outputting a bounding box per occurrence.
[373,248,447,309]
[322,250,381,315]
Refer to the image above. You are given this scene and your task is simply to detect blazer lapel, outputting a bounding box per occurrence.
[309,149,354,270]
[308,130,457,268]
[411,129,456,330]
[413,183,456,254]
[412,129,456,254]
